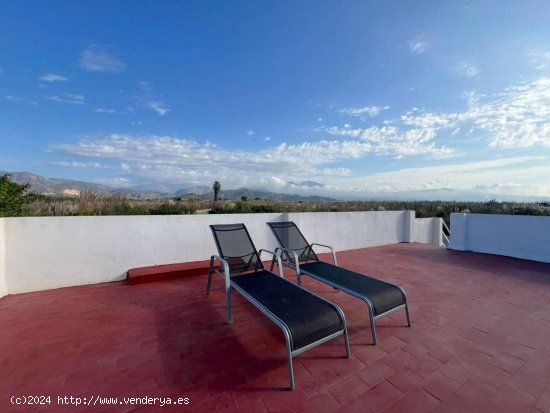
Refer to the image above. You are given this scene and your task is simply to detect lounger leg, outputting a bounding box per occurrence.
[344,328,351,358]
[285,339,295,390]
[370,315,377,345]
[405,302,412,327]
[269,257,276,272]
[365,301,377,345]
[296,272,302,286]
[206,256,215,294]
[226,285,233,324]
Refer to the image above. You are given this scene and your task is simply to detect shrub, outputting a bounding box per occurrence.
[0,174,30,217]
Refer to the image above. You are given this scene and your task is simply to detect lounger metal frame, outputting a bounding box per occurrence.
[206,232,350,390]
[268,224,411,345]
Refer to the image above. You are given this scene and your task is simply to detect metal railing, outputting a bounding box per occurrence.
[441,220,450,248]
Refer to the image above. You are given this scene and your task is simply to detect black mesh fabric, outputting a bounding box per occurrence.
[300,262,405,316]
[267,221,319,263]
[232,270,344,349]
[210,224,264,275]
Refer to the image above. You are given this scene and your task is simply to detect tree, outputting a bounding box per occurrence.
[0,174,31,217]
[212,181,221,203]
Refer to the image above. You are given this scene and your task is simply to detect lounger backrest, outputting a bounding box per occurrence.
[267,221,320,263]
[210,223,265,275]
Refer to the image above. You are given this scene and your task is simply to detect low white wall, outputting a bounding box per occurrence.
[0,219,7,298]
[3,214,282,294]
[1,211,440,295]
[450,213,550,263]
[413,217,443,246]
[288,211,406,251]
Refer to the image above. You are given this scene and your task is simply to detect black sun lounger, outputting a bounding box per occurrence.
[206,223,350,390]
[267,221,411,345]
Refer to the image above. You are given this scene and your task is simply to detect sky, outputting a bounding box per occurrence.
[1,1,549,200]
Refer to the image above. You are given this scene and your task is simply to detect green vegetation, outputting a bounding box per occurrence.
[208,198,550,225]
[0,174,548,223]
[0,174,31,217]
[23,193,201,217]
[212,181,221,203]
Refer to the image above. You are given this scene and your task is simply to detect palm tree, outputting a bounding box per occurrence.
[212,181,221,203]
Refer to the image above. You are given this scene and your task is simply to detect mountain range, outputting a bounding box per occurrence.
[1,171,334,201]
[2,171,548,202]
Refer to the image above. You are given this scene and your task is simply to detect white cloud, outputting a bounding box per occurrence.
[339,105,390,119]
[95,108,117,114]
[144,101,169,116]
[49,77,550,197]
[50,134,550,197]
[465,78,550,148]
[391,77,550,150]
[529,50,550,71]
[409,39,429,55]
[462,90,481,106]
[322,167,352,176]
[51,132,452,191]
[47,93,85,105]
[95,177,131,187]
[264,137,271,141]
[338,156,550,196]
[136,81,169,116]
[325,125,454,157]
[247,129,255,136]
[138,80,152,92]
[79,45,126,73]
[52,161,107,168]
[40,73,68,82]
[401,112,458,129]
[454,60,479,77]
[5,95,39,106]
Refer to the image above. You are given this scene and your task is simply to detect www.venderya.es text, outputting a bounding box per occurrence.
[11,395,190,407]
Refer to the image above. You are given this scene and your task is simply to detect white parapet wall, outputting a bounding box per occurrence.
[0,211,441,295]
[289,211,406,251]
[0,219,7,298]
[450,213,550,263]
[414,217,444,246]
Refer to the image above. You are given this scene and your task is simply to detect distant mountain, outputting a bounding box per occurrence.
[1,171,334,201]
[1,171,113,196]
[174,185,211,196]
[6,170,545,202]
[286,180,326,189]
[195,188,334,202]
[129,183,182,193]
[358,188,550,202]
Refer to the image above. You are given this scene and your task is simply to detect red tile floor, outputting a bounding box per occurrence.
[1,244,550,412]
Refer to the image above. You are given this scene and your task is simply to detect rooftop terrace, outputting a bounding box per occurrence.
[2,243,550,412]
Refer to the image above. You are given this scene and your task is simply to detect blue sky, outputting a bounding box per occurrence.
[1,1,549,199]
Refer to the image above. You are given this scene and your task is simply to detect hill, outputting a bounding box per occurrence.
[0,171,334,201]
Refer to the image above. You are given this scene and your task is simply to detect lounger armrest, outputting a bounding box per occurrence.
[274,247,301,277]
[311,243,338,265]
[258,249,284,277]
[210,254,231,289]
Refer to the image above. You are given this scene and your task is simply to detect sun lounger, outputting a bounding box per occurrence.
[206,223,350,389]
[267,221,411,345]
